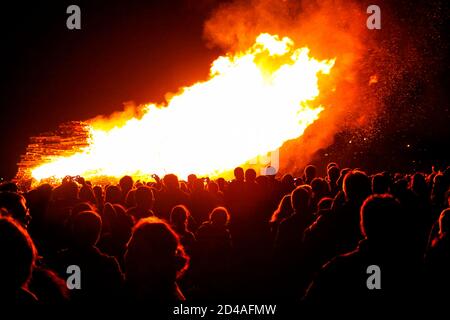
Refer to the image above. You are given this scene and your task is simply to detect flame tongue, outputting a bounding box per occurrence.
[31,33,334,181]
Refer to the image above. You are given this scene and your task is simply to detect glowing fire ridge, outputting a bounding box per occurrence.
[31,33,335,181]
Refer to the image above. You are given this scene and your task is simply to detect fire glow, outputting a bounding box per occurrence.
[31,33,335,182]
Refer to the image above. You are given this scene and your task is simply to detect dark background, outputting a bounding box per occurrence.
[0,0,448,180]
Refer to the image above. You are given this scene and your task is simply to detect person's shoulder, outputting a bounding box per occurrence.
[186,231,196,240]
[322,248,360,272]
[126,206,137,215]
[278,215,292,230]
[196,222,212,236]
[93,246,117,263]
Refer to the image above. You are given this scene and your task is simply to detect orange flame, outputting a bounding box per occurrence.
[31,33,334,182]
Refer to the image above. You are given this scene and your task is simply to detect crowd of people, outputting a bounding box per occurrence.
[0,162,449,308]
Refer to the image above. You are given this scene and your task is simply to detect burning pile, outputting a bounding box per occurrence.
[15,121,91,188]
[18,33,335,186]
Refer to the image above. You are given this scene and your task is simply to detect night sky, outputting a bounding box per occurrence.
[1,0,448,180]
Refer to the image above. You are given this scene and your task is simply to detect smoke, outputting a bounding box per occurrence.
[203,0,409,174]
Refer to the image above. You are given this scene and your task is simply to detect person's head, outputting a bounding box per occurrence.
[311,178,330,198]
[438,208,450,236]
[71,202,94,217]
[281,174,294,186]
[216,178,226,191]
[209,207,230,226]
[372,173,390,194]
[187,174,197,186]
[327,162,339,170]
[125,217,188,284]
[234,167,244,182]
[0,182,18,193]
[291,186,311,213]
[180,181,189,193]
[432,174,446,195]
[317,197,333,211]
[294,177,304,187]
[0,217,37,292]
[170,205,190,230]
[0,192,30,226]
[337,168,352,189]
[105,185,122,204]
[391,178,408,197]
[79,185,96,204]
[119,176,134,194]
[26,184,52,214]
[327,166,340,183]
[304,165,317,182]
[271,195,292,223]
[70,211,102,247]
[343,170,371,202]
[125,189,136,208]
[411,173,427,195]
[93,185,103,199]
[256,175,269,189]
[134,186,154,210]
[207,181,219,193]
[192,179,205,192]
[163,174,179,190]
[245,168,257,183]
[110,205,134,244]
[57,179,79,200]
[360,194,402,242]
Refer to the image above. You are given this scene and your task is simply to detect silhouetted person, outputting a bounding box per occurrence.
[194,207,232,299]
[105,185,123,205]
[124,217,189,302]
[0,216,38,303]
[119,175,134,203]
[187,174,198,191]
[154,174,189,220]
[425,208,450,302]
[196,207,232,255]
[310,178,330,211]
[124,188,136,208]
[302,170,372,292]
[170,205,196,255]
[304,194,423,308]
[26,184,53,255]
[79,184,96,205]
[93,185,104,212]
[98,204,134,270]
[327,162,338,170]
[0,191,31,226]
[53,178,79,203]
[431,174,448,220]
[314,197,333,218]
[216,177,227,193]
[206,181,225,207]
[127,185,154,221]
[279,174,295,197]
[275,186,313,251]
[28,266,69,304]
[55,211,123,303]
[274,186,313,301]
[303,165,317,185]
[327,166,340,197]
[189,178,213,225]
[270,194,293,240]
[225,167,245,213]
[0,181,19,193]
[372,173,390,194]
